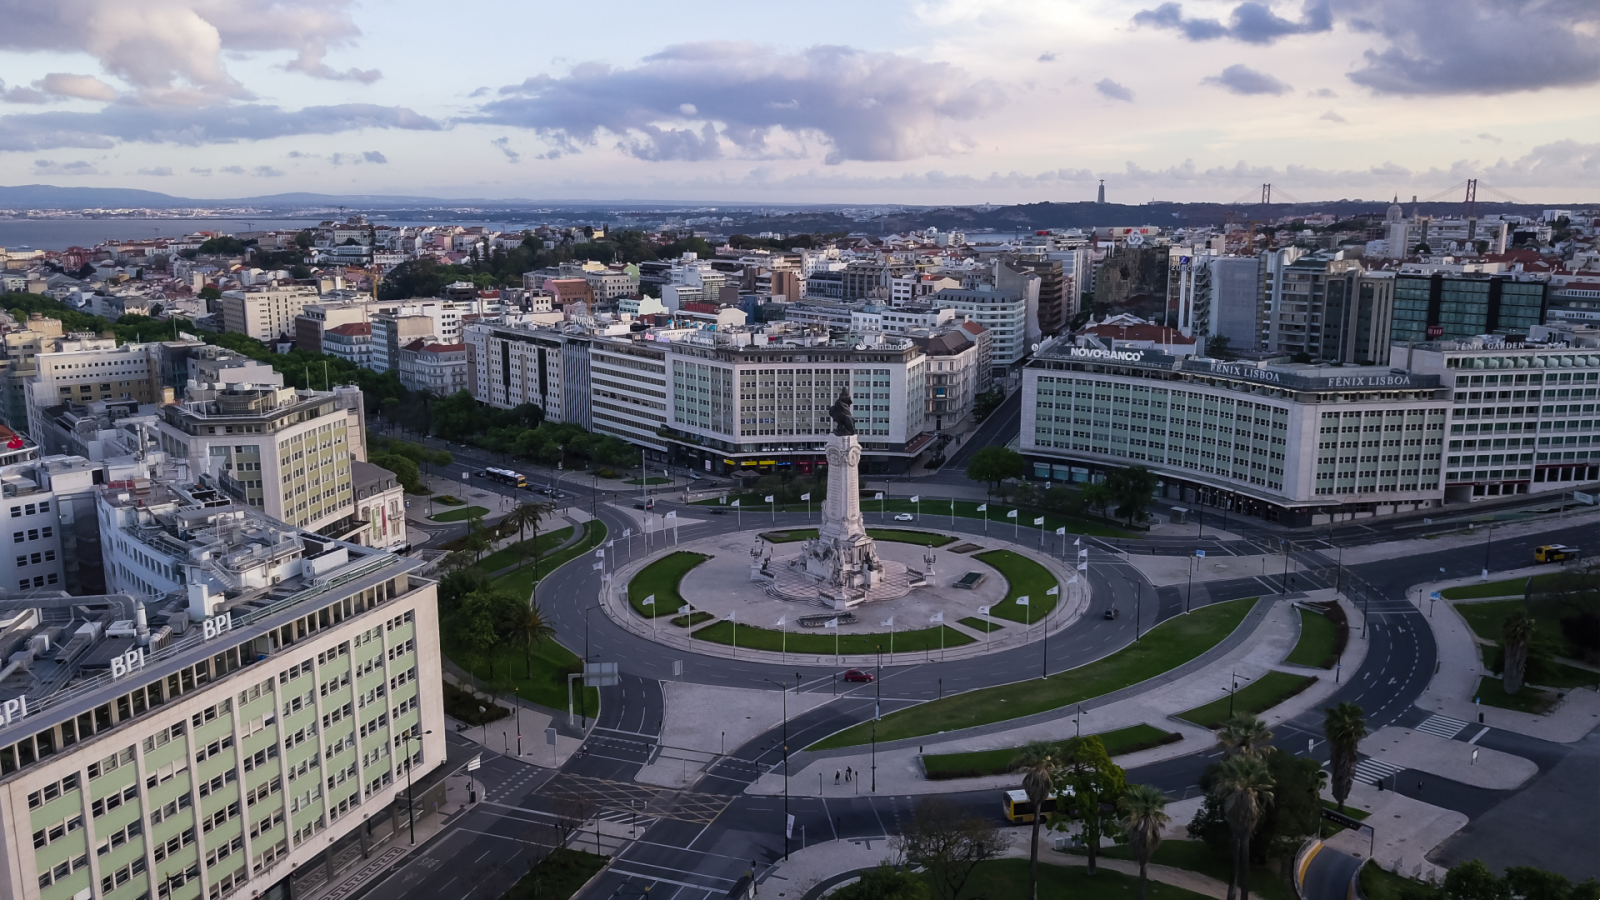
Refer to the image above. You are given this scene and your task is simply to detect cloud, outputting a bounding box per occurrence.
[137,166,174,176]
[1037,51,1056,62]
[1320,110,1346,123]
[1095,78,1135,102]
[35,72,120,101]
[190,167,212,175]
[32,159,103,176]
[0,80,49,103]
[1203,64,1291,95]
[0,102,440,151]
[1344,0,1600,95]
[1310,87,1337,98]
[0,0,379,105]
[490,136,521,163]
[469,41,1003,164]
[1477,133,1502,144]
[219,165,245,174]
[253,165,284,177]
[362,150,386,163]
[1132,1,1330,43]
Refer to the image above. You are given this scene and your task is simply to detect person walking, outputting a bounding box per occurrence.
[835,771,841,785]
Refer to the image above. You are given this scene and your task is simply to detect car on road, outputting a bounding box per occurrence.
[840,669,874,683]
[689,472,701,480]
[1103,608,1120,619]
[893,513,914,521]
[475,470,488,477]
[710,509,728,515]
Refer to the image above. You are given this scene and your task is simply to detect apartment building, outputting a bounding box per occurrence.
[930,286,1031,373]
[0,492,443,900]
[153,358,365,535]
[369,303,480,374]
[292,303,377,356]
[1021,334,1451,526]
[396,342,467,396]
[911,323,989,434]
[217,285,322,342]
[320,324,372,371]
[462,322,568,417]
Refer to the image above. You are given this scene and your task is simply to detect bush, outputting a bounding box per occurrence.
[595,468,619,478]
[442,680,510,726]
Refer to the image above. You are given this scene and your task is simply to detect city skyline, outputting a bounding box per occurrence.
[0,0,1597,204]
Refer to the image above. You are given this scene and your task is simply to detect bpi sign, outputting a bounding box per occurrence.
[1,695,27,727]
[202,612,234,641]
[110,648,147,680]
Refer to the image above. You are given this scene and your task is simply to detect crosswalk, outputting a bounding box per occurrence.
[1413,715,1469,740]
[1353,757,1406,786]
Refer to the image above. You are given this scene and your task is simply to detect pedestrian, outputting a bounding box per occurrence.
[835,770,841,785]
[1417,779,1423,791]
[845,766,852,783]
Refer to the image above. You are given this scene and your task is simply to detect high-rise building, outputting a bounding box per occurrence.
[0,488,443,900]
[1194,256,1262,351]
[1389,268,1548,345]
[217,284,323,342]
[462,322,570,419]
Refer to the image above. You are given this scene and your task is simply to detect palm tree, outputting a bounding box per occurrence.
[1216,714,1273,758]
[1011,740,1057,900]
[1323,703,1368,811]
[1216,754,1275,900]
[1501,610,1537,695]
[508,603,557,677]
[1119,784,1171,900]
[503,501,553,569]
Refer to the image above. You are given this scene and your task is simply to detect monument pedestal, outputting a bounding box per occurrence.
[795,434,885,609]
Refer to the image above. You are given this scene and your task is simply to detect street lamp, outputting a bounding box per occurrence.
[582,603,601,729]
[515,686,522,757]
[405,728,434,844]
[762,678,790,861]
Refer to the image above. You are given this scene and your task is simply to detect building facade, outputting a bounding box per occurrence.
[217,285,322,342]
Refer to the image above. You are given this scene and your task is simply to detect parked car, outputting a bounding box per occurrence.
[840,669,874,683]
[894,513,914,521]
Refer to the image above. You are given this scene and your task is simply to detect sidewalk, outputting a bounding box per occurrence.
[1337,505,1600,567]
[1411,566,1600,742]
[634,681,837,788]
[440,659,591,767]
[749,590,1370,797]
[1321,780,1468,882]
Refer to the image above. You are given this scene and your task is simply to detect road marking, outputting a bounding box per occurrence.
[1467,727,1490,744]
[1353,757,1405,784]
[1414,715,1470,740]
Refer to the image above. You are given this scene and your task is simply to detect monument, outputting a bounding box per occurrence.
[798,388,890,607]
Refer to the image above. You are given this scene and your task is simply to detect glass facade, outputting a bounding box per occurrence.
[1389,273,1549,345]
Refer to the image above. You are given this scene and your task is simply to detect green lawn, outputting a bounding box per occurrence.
[690,620,972,655]
[758,527,957,546]
[1176,671,1318,728]
[922,724,1181,779]
[1473,676,1558,715]
[492,520,609,600]
[1441,573,1563,600]
[1483,646,1600,689]
[699,495,1136,538]
[671,611,714,628]
[430,505,491,522]
[924,858,1212,900]
[453,638,597,714]
[442,680,510,726]
[434,494,467,506]
[477,526,575,573]
[973,549,1060,624]
[627,551,711,617]
[1285,607,1340,669]
[959,616,1004,633]
[811,597,1257,749]
[1453,598,1571,649]
[1085,841,1293,900]
[1360,860,1436,900]
[498,849,609,900]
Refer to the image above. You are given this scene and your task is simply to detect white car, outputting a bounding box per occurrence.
[894,513,914,521]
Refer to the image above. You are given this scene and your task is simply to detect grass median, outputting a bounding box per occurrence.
[974,549,1059,624]
[492,519,608,599]
[810,596,1258,750]
[921,724,1181,780]
[430,505,490,522]
[1078,841,1293,900]
[690,621,973,655]
[1284,605,1341,669]
[925,858,1211,900]
[627,551,711,617]
[477,525,574,573]
[1473,675,1558,715]
[1441,573,1562,600]
[1175,670,1318,728]
[758,527,957,546]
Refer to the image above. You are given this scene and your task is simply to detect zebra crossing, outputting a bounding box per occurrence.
[1413,715,1470,740]
[1353,757,1406,786]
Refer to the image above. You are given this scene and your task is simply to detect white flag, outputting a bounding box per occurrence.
[977,605,991,616]
[732,499,741,507]
[1069,575,1080,584]
[1077,562,1088,571]
[824,618,839,629]
[1074,538,1080,546]
[765,495,775,503]
[977,503,988,511]
[1007,510,1018,519]
[910,495,920,503]
[875,492,884,500]
[1079,548,1089,557]
[1016,595,1030,606]
[594,548,605,558]
[642,594,655,606]
[775,615,786,627]
[1046,585,1059,596]
[929,612,944,624]
[728,610,735,622]
[1033,516,1044,525]
[666,510,676,519]
[624,528,633,537]
[1055,527,1066,535]
[592,562,603,570]
[880,616,895,628]
[801,493,811,501]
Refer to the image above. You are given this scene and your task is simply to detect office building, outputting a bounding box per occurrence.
[1021,334,1450,526]
[930,286,1031,373]
[462,322,570,419]
[24,338,209,450]
[217,285,323,342]
[293,303,378,356]
[1194,256,1262,350]
[0,489,442,900]
[1389,268,1548,345]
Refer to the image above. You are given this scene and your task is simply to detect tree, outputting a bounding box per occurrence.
[1216,753,1274,900]
[966,446,1025,497]
[1083,481,1114,520]
[1058,735,1127,876]
[890,796,1005,900]
[1501,611,1537,695]
[509,604,557,677]
[830,865,931,900]
[1323,703,1368,811]
[370,452,423,493]
[1104,465,1158,526]
[1119,784,1171,900]
[199,285,222,301]
[503,502,553,569]
[1444,860,1508,900]
[1012,740,1057,900]
[1216,714,1273,759]
[1207,334,1238,360]
[1504,867,1577,900]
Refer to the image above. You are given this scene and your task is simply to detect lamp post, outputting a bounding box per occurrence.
[763,677,790,861]
[873,644,881,793]
[515,687,522,757]
[1228,671,1241,716]
[405,729,434,844]
[582,603,600,728]
[1281,540,1293,594]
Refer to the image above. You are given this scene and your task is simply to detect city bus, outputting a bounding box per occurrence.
[483,468,527,489]
[1001,789,1059,824]
[1535,544,1577,563]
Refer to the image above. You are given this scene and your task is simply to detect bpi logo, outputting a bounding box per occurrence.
[1,695,27,726]
[110,648,147,679]
[202,612,234,640]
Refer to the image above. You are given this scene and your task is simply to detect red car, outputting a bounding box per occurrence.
[840,669,874,683]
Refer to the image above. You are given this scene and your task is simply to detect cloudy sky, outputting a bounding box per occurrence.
[1,0,1597,204]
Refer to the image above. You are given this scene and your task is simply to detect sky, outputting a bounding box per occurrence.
[1,0,1597,205]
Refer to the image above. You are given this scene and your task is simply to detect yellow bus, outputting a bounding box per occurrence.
[1535,544,1576,563]
[1002,788,1060,824]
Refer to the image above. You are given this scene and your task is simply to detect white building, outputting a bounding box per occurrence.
[217,284,323,342]
[397,342,468,396]
[930,286,1032,373]
[350,460,408,550]
[321,323,373,370]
